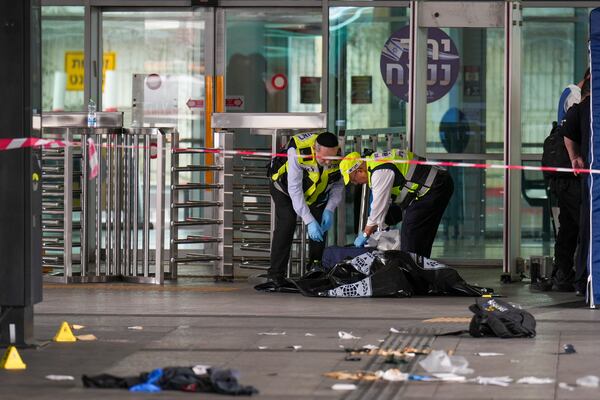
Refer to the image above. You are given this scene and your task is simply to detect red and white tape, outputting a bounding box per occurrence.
[0,137,98,179]
[174,147,600,176]
[0,137,597,177]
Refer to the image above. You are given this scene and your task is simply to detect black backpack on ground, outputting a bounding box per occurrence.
[468,298,536,338]
[541,121,574,180]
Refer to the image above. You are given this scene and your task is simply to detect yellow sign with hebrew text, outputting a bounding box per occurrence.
[65,51,116,91]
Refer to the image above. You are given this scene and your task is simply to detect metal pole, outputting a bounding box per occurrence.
[132,134,139,276]
[169,131,179,279]
[81,129,88,277]
[155,131,165,284]
[143,134,151,277]
[114,132,122,276]
[106,132,113,275]
[95,132,102,276]
[124,133,131,277]
[64,129,73,282]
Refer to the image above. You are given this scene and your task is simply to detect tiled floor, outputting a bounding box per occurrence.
[1,267,598,399]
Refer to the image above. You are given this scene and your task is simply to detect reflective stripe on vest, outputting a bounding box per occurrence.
[366,149,438,205]
[270,132,340,205]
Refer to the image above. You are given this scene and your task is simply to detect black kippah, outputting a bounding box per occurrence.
[316,131,338,148]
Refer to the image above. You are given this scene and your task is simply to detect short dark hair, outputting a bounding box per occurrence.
[316,131,338,148]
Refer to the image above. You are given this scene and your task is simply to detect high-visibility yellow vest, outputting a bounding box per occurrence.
[271,132,341,205]
[366,149,439,207]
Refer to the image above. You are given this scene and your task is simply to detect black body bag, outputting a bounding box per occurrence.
[468,299,536,338]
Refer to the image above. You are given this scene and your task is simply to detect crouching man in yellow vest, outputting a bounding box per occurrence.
[267,132,343,285]
[339,149,453,258]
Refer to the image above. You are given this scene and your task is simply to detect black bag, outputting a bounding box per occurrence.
[468,299,536,338]
[541,121,574,180]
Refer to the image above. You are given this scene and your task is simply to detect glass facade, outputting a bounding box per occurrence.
[41,6,84,112]
[39,2,596,267]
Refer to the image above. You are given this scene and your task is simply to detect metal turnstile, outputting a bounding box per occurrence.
[169,130,233,280]
[41,112,122,283]
[41,112,172,284]
[212,113,327,278]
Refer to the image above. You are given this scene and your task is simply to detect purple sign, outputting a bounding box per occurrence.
[380,26,460,103]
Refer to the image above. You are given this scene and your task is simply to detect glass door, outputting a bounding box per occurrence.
[328,5,411,243]
[418,3,506,264]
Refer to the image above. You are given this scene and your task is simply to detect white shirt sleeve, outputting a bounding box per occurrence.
[366,169,395,229]
[286,147,316,225]
[325,178,344,212]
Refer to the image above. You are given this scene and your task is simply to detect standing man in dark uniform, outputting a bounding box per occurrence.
[339,149,453,258]
[562,78,591,296]
[266,132,343,286]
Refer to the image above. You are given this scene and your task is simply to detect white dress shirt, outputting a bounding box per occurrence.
[366,169,395,229]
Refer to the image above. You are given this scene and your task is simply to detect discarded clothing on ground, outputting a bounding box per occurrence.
[82,366,258,395]
[256,250,490,297]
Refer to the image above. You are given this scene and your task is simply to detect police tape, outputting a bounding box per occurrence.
[0,137,597,177]
[173,147,600,176]
[0,137,99,179]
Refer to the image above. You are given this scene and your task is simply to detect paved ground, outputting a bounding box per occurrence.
[1,267,599,399]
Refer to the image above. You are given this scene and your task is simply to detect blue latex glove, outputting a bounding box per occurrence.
[307,221,324,242]
[354,233,368,247]
[320,210,334,232]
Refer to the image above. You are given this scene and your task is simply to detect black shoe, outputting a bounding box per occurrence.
[254,276,298,293]
[305,260,327,275]
[530,278,553,291]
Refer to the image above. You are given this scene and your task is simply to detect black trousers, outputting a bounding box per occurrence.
[575,177,589,293]
[268,183,326,279]
[397,171,454,258]
[549,178,580,283]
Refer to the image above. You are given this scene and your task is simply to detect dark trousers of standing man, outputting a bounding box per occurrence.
[399,170,454,258]
[268,183,326,280]
[549,178,580,288]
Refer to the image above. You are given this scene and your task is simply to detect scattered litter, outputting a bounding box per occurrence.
[332,383,357,391]
[72,325,85,330]
[75,334,97,341]
[325,371,380,381]
[344,355,361,362]
[258,346,268,350]
[433,373,467,382]
[128,326,144,331]
[408,374,436,382]
[45,375,75,381]
[378,339,385,343]
[510,359,520,363]
[576,375,600,388]
[258,331,286,336]
[469,376,513,387]
[305,333,315,337]
[289,345,302,351]
[517,376,554,385]
[381,369,409,382]
[338,331,360,340]
[389,327,401,333]
[562,344,576,354]
[362,344,379,351]
[419,350,473,375]
[559,382,575,391]
[474,352,504,357]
